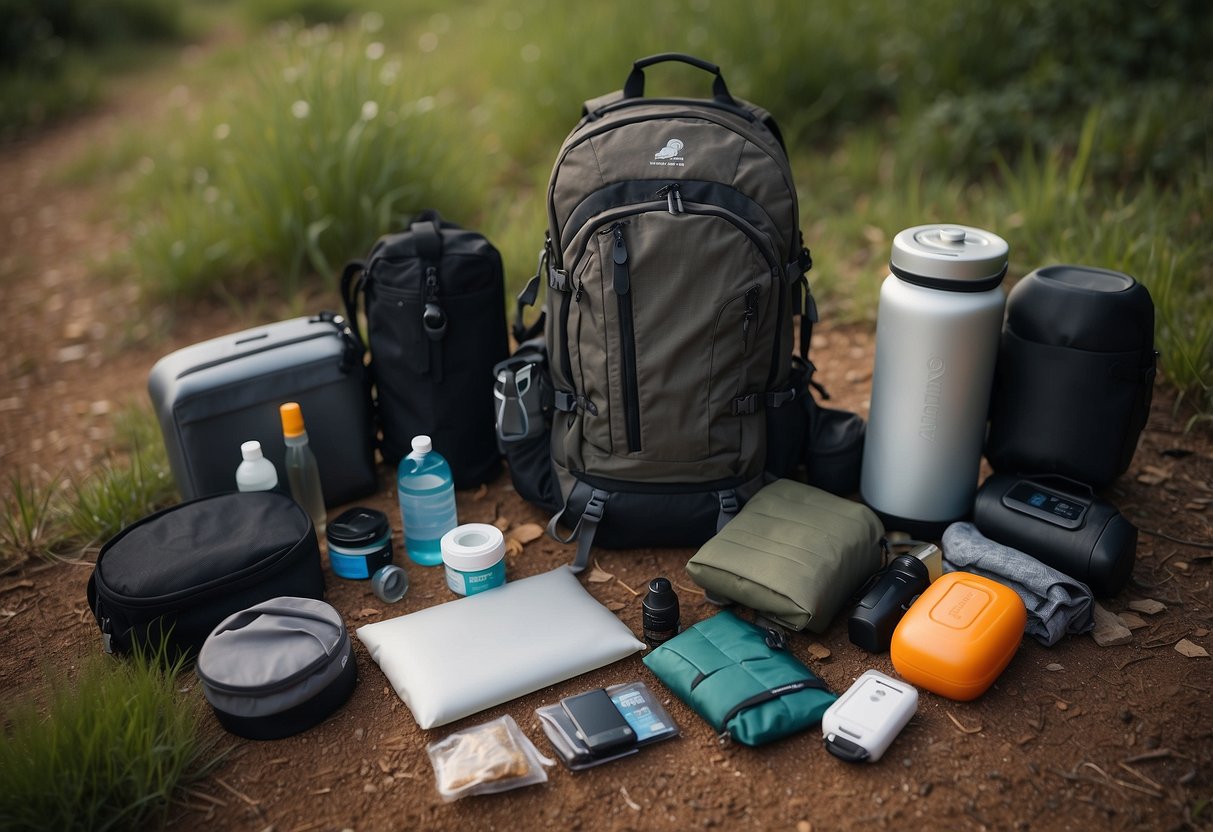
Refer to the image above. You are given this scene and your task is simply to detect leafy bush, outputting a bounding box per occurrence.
[0,0,185,135]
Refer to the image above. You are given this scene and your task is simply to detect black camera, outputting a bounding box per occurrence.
[848,552,931,653]
[973,473,1136,597]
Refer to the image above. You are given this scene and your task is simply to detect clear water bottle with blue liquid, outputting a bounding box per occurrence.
[397,435,458,566]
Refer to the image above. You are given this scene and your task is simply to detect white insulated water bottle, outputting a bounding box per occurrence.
[860,224,1009,537]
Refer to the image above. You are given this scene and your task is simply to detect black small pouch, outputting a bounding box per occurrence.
[87,492,324,660]
[342,209,509,487]
[802,392,866,496]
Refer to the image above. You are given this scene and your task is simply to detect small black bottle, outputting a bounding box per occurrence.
[642,577,680,646]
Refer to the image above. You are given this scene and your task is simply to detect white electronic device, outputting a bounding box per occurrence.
[821,669,918,763]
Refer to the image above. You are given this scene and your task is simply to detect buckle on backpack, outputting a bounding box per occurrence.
[766,388,797,408]
[548,267,570,293]
[582,490,608,523]
[731,394,759,416]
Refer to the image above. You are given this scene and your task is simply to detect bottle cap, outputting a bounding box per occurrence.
[371,564,409,603]
[280,402,306,438]
[240,440,264,461]
[411,435,433,454]
[890,224,1009,292]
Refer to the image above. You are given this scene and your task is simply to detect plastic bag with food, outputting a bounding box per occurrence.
[427,715,552,801]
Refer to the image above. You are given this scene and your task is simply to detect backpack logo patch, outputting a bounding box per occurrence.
[650,138,686,167]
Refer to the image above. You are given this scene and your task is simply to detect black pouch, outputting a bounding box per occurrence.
[802,393,866,496]
[87,492,324,660]
[986,265,1157,489]
[342,210,509,487]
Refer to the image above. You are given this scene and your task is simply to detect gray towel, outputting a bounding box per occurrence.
[942,522,1094,647]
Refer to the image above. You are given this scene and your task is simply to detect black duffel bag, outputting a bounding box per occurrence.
[87,491,325,660]
[342,210,508,487]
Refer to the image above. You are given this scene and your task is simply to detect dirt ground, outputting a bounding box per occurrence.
[1,76,1211,832]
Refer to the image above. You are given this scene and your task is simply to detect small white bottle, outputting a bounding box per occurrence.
[235,440,279,492]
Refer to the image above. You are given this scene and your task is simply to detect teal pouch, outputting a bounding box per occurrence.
[642,610,837,747]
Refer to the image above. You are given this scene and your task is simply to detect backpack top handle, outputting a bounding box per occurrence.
[623,53,738,107]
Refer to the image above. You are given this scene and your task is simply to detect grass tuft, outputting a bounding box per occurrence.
[0,472,64,572]
[0,638,222,831]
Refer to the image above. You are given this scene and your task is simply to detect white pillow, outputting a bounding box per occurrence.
[357,567,645,729]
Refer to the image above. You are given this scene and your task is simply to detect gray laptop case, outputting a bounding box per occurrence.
[148,313,377,506]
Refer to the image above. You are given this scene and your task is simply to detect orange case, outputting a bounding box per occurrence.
[890,571,1027,701]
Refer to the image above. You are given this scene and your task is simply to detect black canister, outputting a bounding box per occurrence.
[642,577,681,646]
[326,507,393,579]
[986,265,1157,489]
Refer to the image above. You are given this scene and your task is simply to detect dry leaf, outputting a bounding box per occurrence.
[587,565,614,583]
[508,523,544,544]
[1128,599,1167,615]
[1174,639,1209,659]
[605,600,626,612]
[358,608,381,618]
[806,642,831,661]
[492,516,511,532]
[472,483,488,500]
[1091,602,1133,647]
[1194,627,1210,638]
[1136,465,1170,486]
[504,537,524,557]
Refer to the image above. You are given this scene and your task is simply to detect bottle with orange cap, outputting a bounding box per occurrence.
[280,402,327,537]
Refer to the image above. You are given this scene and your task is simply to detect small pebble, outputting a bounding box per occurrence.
[1045,663,1063,672]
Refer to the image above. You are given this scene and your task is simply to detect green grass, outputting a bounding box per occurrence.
[0,472,64,573]
[125,17,478,301]
[0,404,178,566]
[0,640,221,832]
[63,406,177,549]
[54,0,1213,421]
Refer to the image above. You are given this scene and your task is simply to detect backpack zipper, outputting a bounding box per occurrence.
[742,285,760,354]
[655,183,684,214]
[603,221,643,452]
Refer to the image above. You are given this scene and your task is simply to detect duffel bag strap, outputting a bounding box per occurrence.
[513,237,553,344]
[547,487,610,574]
[340,260,367,351]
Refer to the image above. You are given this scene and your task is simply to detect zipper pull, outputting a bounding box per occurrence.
[742,285,759,351]
[611,223,630,296]
[655,183,683,214]
[100,616,113,654]
[574,277,584,303]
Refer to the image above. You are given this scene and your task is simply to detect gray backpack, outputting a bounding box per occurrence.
[508,54,819,571]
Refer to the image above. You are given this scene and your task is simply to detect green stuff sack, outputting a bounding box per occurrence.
[642,610,835,746]
[685,479,884,633]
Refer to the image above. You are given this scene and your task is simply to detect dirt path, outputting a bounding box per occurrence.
[1,66,1211,832]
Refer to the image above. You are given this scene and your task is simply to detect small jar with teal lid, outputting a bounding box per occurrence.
[441,524,506,596]
[326,507,393,580]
